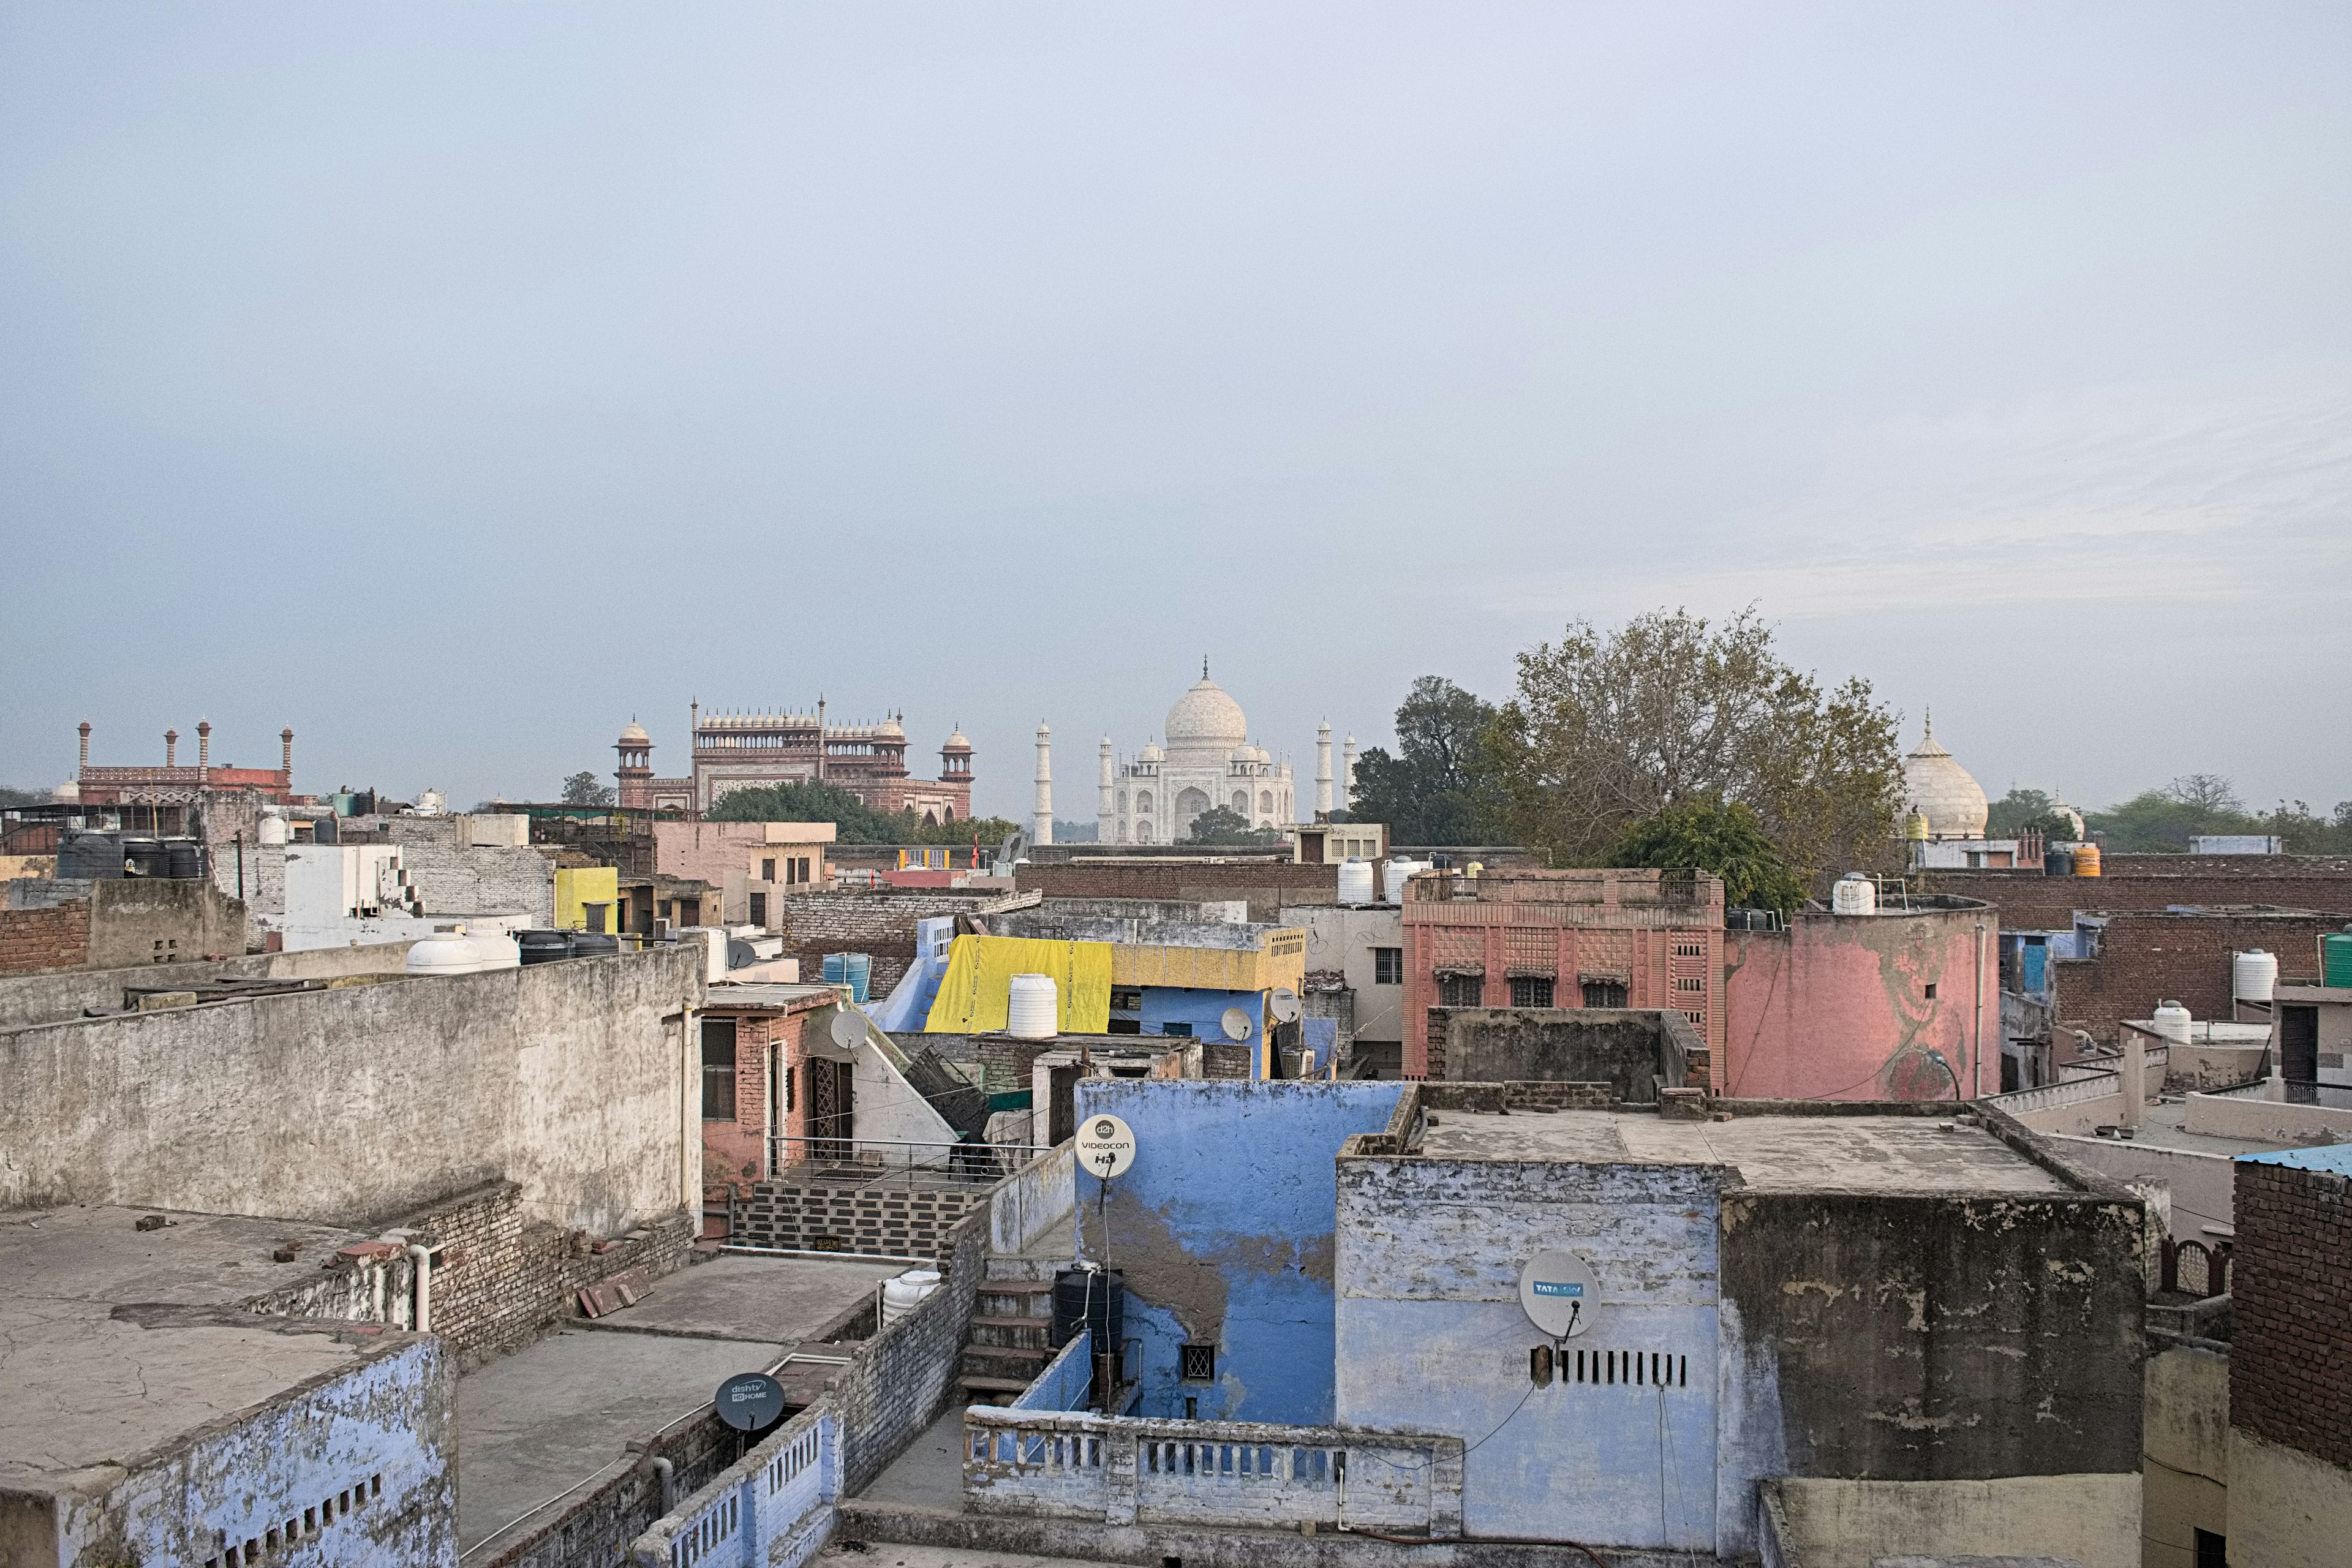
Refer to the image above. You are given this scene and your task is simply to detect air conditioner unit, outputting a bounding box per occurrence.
[653,918,672,940]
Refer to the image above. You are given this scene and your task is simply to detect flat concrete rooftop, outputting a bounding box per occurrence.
[0,1205,414,1494]
[1417,1111,2070,1195]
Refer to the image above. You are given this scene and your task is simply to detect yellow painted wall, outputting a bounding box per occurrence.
[554,865,620,930]
[926,935,1114,1034]
[1109,928,1306,994]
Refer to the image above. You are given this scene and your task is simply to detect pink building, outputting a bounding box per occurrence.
[652,821,838,928]
[1722,894,1998,1101]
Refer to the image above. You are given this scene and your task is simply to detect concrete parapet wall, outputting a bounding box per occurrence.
[0,940,416,1031]
[1757,1473,2141,1568]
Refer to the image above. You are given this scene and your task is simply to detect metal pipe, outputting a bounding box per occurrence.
[649,1457,673,1513]
[1973,922,1987,1097]
[405,1243,432,1333]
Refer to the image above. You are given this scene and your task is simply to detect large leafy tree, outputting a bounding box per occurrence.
[708,778,1018,845]
[1986,788,2081,841]
[1484,608,1904,888]
[1183,804,1284,845]
[560,771,615,807]
[1610,796,1810,915]
[1347,677,1507,845]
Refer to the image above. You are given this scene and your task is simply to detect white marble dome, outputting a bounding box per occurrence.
[1165,677,1246,760]
[1903,714,1988,840]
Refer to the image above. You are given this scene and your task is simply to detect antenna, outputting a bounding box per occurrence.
[1220,1006,1253,1042]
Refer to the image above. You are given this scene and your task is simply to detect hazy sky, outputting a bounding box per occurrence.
[4,4,2347,821]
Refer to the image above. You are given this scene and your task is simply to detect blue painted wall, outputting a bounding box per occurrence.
[1071,1079,1404,1425]
[1333,1156,1727,1551]
[1139,987,1267,1074]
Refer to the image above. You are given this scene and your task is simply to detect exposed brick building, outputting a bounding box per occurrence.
[1400,867,1725,1082]
[1925,853,2352,933]
[2051,906,2350,1049]
[699,983,839,1214]
[1014,856,1341,924]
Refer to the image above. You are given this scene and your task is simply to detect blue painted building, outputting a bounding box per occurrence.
[1070,1078,1404,1423]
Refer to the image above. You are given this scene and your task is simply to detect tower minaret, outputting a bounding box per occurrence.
[1315,719,1333,820]
[1341,734,1358,812]
[1097,736,1114,843]
[1032,723,1054,846]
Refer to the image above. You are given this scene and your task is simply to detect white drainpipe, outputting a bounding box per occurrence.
[406,1243,433,1333]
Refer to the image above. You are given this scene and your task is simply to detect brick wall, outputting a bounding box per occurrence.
[832,1205,988,1492]
[2231,1158,2352,1468]
[0,900,90,974]
[1927,857,2352,936]
[734,1178,984,1257]
[775,891,994,995]
[2051,910,2351,1046]
[1012,862,1341,922]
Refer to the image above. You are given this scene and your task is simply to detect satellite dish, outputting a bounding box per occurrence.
[811,1008,864,1060]
[1221,1007,1253,1041]
[1268,988,1302,1024]
[713,1372,787,1433]
[1074,1113,1136,1180]
[726,938,756,970]
[1518,1250,1599,1338]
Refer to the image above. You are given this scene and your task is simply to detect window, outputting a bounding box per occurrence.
[1509,976,1555,1008]
[1581,979,1628,1008]
[2193,1529,2226,1568]
[1180,1343,1217,1382]
[584,903,607,933]
[1232,791,1249,814]
[1373,948,1403,985]
[1924,982,1937,1000]
[702,1019,737,1120]
[1439,973,1483,1008]
[761,858,776,881]
[1160,1021,1194,1038]
[1675,976,1705,992]
[1110,987,1144,1012]
[1258,790,1273,815]
[749,892,767,927]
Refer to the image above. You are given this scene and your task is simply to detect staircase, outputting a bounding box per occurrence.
[959,1249,1059,1406]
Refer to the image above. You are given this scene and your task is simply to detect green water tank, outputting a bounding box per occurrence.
[2324,931,2352,989]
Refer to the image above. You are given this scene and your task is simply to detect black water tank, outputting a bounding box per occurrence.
[2045,848,2075,878]
[57,831,123,880]
[570,932,619,960]
[164,840,202,880]
[516,930,571,965]
[313,816,339,845]
[1052,1267,1124,1351]
[121,838,167,878]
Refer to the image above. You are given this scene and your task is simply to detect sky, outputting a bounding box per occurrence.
[2,3,2347,822]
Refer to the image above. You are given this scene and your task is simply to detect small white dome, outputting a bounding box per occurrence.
[618,720,649,744]
[1137,741,1164,763]
[943,729,971,752]
[1903,714,1988,840]
[52,780,80,803]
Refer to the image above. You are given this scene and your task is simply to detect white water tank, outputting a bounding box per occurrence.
[2234,949,2278,1004]
[1337,857,1375,905]
[882,1268,942,1326]
[1831,874,1877,916]
[404,925,521,975]
[1007,973,1058,1039]
[1382,858,1427,902]
[257,810,290,846]
[2153,1000,2193,1046]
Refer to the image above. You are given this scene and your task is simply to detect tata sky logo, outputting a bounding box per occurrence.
[1531,1280,1584,1298]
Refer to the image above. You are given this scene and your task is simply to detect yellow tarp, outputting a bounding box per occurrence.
[925,935,1114,1034]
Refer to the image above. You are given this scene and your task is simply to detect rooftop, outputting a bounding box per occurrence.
[1415,1110,2070,1195]
[0,1205,415,1493]
[2241,1143,2352,1174]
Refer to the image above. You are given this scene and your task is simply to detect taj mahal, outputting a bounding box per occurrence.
[1028,666,1356,846]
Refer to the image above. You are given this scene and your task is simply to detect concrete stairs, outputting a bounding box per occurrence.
[959,1249,1061,1406]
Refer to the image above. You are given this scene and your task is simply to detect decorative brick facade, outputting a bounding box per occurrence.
[2231,1157,2352,1469]
[733,1180,984,1258]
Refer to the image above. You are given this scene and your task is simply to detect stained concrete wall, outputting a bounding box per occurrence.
[0,946,706,1233]
[1724,902,1995,1100]
[1333,1153,1725,1551]
[0,943,415,1031]
[2143,1344,2230,1567]
[29,1334,456,1568]
[2225,1425,2352,1568]
[1438,1008,1691,1102]
[1071,1079,1405,1427]
[1762,1473,2140,1568]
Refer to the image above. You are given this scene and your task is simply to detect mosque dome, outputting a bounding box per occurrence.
[1137,741,1164,764]
[943,728,971,753]
[1166,676,1247,759]
[617,720,650,745]
[1902,714,1988,840]
[878,717,905,739]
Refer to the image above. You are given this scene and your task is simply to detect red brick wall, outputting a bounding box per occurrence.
[0,903,91,974]
[2051,911,2350,1045]
[1926,856,2352,938]
[775,889,993,995]
[2231,1158,2352,1467]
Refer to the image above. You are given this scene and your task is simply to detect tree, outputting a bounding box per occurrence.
[1347,677,1507,845]
[2087,775,2260,853]
[709,779,1022,846]
[1610,796,1810,915]
[1183,805,1283,846]
[1986,788,2080,842]
[1484,608,1904,888]
[0,785,47,809]
[560,771,615,807]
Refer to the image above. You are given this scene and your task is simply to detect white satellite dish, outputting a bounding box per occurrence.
[1220,1006,1253,1041]
[1074,1114,1136,1180]
[1518,1250,1599,1338]
[1268,987,1302,1024]
[812,1008,864,1061]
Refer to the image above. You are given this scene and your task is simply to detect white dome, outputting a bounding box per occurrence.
[618,720,649,744]
[1137,741,1164,763]
[1166,677,1246,760]
[52,780,80,803]
[943,728,971,751]
[1903,714,1988,840]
